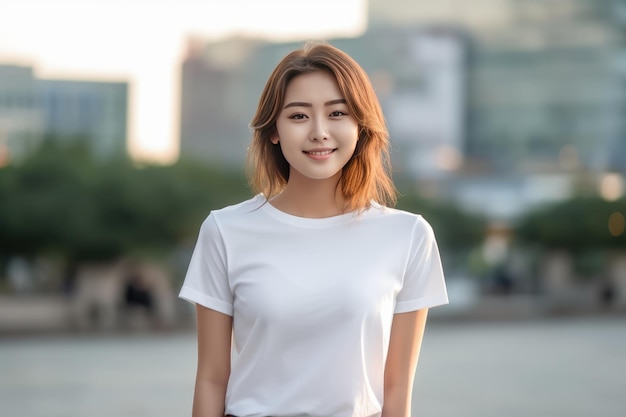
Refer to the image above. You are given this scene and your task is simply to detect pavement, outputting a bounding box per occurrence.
[1,317,624,417]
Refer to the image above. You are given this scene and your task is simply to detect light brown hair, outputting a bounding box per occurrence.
[247,41,397,211]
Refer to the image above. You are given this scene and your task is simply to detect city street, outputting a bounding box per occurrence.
[1,317,624,417]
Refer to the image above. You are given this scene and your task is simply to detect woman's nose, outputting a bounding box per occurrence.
[309,118,328,141]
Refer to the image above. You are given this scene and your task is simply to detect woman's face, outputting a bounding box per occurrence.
[272,70,359,184]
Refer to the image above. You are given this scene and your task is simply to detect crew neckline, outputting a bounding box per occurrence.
[256,194,367,228]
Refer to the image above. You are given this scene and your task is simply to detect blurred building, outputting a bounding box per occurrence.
[179,38,264,167]
[365,0,626,220]
[369,0,626,174]
[0,65,44,166]
[38,79,128,159]
[179,28,467,178]
[0,64,129,163]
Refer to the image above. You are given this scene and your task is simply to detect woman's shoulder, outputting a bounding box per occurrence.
[368,202,435,234]
[197,194,265,234]
[369,201,425,222]
[211,194,265,215]
[201,194,266,225]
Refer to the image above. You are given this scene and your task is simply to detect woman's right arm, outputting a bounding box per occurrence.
[192,304,233,417]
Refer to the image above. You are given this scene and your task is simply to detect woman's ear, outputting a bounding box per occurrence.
[270,132,279,144]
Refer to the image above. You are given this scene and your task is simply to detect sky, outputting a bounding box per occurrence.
[0,0,367,163]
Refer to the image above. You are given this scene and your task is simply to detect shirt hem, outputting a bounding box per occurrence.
[178,286,234,316]
[394,295,449,313]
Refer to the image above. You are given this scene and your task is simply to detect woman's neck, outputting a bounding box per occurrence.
[270,174,348,218]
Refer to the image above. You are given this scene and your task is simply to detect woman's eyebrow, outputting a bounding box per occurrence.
[283,98,346,109]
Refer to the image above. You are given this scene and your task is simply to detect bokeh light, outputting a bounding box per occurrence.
[600,173,624,202]
[608,211,625,237]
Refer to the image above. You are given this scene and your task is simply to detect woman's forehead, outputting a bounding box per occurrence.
[282,71,343,103]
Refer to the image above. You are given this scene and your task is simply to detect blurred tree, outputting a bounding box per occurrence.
[515,197,626,251]
[0,140,249,267]
[395,192,487,251]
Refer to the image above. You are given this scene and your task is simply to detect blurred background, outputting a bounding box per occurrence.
[1,0,625,416]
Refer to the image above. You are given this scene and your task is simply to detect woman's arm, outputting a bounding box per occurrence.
[381,308,429,417]
[192,304,233,417]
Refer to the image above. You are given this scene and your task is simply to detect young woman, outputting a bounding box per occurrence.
[179,41,448,417]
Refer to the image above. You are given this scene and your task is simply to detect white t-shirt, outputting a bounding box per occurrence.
[179,194,448,417]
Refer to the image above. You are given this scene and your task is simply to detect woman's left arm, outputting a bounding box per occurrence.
[381,308,430,417]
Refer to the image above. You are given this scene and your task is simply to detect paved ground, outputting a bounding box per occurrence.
[412,316,625,417]
[0,317,624,417]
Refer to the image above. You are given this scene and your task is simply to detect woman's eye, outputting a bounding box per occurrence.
[289,113,307,120]
[330,110,347,117]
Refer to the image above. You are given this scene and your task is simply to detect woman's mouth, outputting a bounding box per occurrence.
[304,149,335,156]
[303,149,336,160]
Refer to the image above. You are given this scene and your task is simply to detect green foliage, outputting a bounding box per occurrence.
[395,192,487,250]
[515,196,626,251]
[0,141,250,262]
[0,141,492,264]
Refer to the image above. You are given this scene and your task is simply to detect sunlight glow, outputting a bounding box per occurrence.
[0,0,367,163]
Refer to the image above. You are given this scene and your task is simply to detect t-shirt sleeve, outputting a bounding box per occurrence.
[395,216,449,313]
[178,213,234,316]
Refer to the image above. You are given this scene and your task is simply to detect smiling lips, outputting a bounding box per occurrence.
[303,148,336,160]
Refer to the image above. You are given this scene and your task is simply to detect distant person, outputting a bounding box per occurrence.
[599,277,616,309]
[123,264,154,316]
[179,41,448,417]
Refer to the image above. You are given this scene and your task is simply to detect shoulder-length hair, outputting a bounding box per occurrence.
[247,41,397,211]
